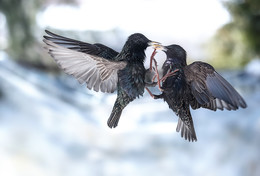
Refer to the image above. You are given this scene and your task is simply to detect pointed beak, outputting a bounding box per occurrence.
[148,41,162,49]
[159,45,168,52]
[151,44,168,52]
[148,41,168,52]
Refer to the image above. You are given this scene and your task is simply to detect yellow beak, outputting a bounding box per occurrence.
[148,41,162,49]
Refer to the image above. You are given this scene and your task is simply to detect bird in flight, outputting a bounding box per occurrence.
[149,44,247,142]
[43,30,160,128]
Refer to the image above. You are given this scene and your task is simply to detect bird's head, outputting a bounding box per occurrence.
[121,33,160,62]
[157,44,187,66]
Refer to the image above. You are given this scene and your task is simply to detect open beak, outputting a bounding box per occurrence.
[148,41,162,49]
[161,45,168,52]
[155,45,167,52]
[148,41,168,51]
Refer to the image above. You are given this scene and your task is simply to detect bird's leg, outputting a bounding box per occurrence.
[145,87,163,99]
[150,49,157,71]
[152,69,157,82]
[160,69,179,82]
[149,48,163,91]
[152,57,164,91]
[145,87,155,99]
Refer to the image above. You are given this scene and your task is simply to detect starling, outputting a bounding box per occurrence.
[43,30,160,128]
[151,44,247,142]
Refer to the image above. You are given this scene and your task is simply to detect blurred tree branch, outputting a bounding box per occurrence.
[207,0,260,69]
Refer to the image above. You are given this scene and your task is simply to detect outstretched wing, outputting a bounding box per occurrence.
[184,61,247,111]
[44,30,119,60]
[43,31,127,93]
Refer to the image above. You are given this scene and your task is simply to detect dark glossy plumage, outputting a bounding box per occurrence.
[43,30,157,128]
[154,44,247,142]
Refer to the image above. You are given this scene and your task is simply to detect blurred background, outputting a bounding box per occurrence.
[0,0,260,176]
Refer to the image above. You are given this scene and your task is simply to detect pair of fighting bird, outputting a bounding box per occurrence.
[43,31,247,142]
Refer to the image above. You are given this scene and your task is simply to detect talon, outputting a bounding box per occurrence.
[159,87,164,92]
[161,77,167,83]
[160,69,179,82]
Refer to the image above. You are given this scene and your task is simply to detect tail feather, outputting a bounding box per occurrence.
[176,118,197,142]
[107,108,123,128]
[107,90,133,128]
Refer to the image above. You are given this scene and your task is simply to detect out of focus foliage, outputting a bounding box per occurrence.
[0,0,77,69]
[207,0,260,69]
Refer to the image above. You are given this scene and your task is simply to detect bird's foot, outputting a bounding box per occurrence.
[149,49,166,92]
[158,87,164,92]
[145,87,156,99]
[160,69,179,82]
[145,87,162,99]
[151,56,165,91]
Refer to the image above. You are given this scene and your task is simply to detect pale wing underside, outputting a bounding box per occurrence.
[44,39,127,93]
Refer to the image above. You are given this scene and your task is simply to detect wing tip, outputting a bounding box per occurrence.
[44,29,58,37]
[207,71,248,111]
[45,29,51,34]
[238,97,247,108]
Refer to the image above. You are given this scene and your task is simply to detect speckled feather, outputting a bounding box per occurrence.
[43,30,152,128]
[155,44,247,142]
[107,34,150,128]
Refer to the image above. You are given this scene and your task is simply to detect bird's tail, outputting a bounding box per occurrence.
[107,107,123,128]
[176,110,197,142]
[107,97,130,128]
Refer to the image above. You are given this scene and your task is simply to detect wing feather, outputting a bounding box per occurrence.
[43,39,126,93]
[44,30,119,60]
[185,61,247,111]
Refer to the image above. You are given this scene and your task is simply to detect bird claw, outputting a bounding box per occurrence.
[159,87,164,92]
[145,87,156,99]
[149,48,169,92]
[160,69,179,83]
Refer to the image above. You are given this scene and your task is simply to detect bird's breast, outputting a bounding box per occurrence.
[118,63,145,99]
[161,66,190,106]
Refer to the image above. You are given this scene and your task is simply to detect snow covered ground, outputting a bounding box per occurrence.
[0,52,260,176]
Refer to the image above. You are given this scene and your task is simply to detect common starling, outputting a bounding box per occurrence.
[43,30,160,128]
[151,44,247,142]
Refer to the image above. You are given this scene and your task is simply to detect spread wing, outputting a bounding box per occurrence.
[43,31,127,93]
[44,30,119,60]
[184,61,247,111]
